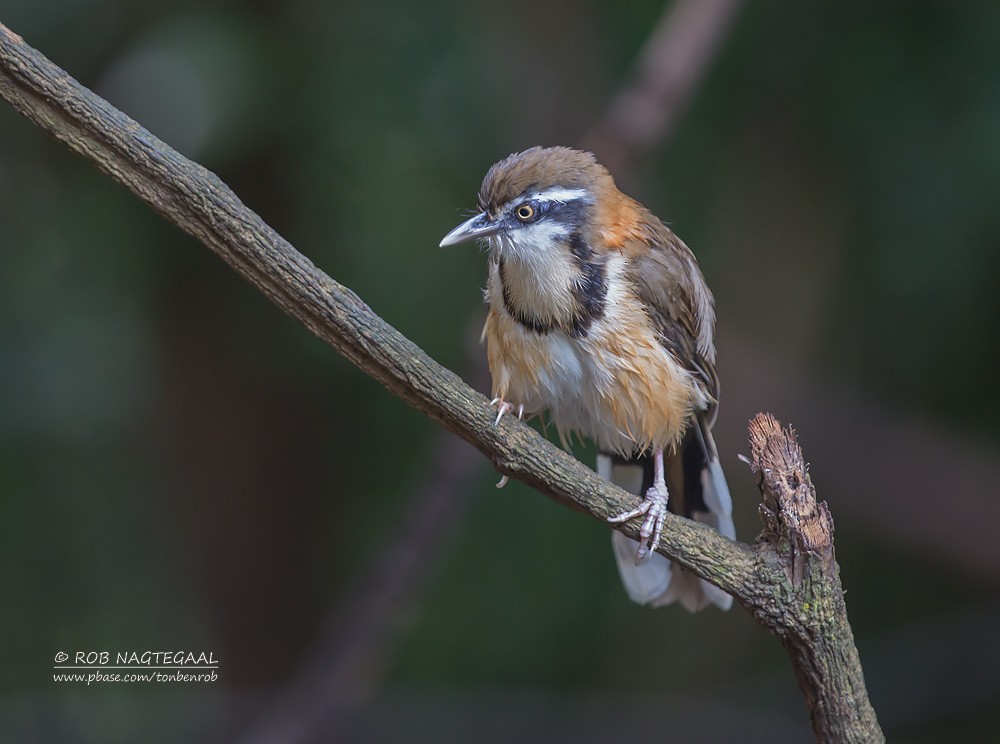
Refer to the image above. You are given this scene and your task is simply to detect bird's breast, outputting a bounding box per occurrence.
[483,253,707,454]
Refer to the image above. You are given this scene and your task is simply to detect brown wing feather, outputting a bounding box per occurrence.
[621,220,719,417]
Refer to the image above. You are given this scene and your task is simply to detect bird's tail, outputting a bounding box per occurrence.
[600,415,734,612]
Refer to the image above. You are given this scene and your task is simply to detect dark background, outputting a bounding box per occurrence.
[2,1,999,742]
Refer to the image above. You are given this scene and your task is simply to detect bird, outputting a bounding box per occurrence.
[440,146,734,611]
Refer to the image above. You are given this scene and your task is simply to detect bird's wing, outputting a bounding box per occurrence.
[622,226,719,416]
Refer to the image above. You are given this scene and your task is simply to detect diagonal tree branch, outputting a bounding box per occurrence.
[0,21,754,598]
[0,24,883,743]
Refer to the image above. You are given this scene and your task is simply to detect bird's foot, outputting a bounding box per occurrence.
[607,483,669,564]
[489,397,523,488]
[489,397,523,427]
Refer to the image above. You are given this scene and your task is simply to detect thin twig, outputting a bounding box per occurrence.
[584,0,747,176]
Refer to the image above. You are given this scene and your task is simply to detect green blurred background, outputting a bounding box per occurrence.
[2,1,999,742]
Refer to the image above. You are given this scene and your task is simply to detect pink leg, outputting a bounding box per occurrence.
[607,448,670,563]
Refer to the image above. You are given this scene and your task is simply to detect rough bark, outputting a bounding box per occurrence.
[748,414,883,742]
[0,23,883,743]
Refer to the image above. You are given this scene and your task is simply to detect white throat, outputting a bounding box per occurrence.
[492,225,579,326]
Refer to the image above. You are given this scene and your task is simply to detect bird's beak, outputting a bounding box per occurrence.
[439,212,500,247]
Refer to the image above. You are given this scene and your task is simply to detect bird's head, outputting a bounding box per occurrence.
[439,146,618,258]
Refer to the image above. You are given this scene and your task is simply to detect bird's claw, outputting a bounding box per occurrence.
[488,397,523,427]
[607,484,669,564]
[489,398,523,487]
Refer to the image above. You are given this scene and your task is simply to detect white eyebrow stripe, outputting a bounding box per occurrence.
[532,187,589,204]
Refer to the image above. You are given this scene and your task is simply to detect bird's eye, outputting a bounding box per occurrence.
[515,203,536,222]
